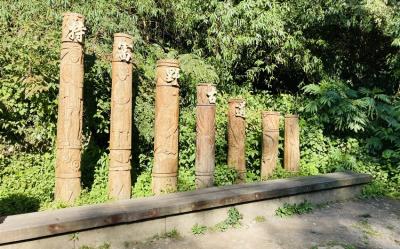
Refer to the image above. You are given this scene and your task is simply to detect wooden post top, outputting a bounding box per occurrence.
[61,12,86,44]
[155,59,180,87]
[63,12,84,18]
[112,33,133,63]
[228,98,245,103]
[285,114,299,118]
[262,111,280,117]
[114,33,133,39]
[156,59,179,68]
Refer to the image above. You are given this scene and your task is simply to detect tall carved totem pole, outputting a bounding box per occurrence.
[55,12,86,203]
[108,33,134,200]
[227,99,246,182]
[284,114,300,172]
[152,59,180,194]
[195,84,217,188]
[261,111,280,179]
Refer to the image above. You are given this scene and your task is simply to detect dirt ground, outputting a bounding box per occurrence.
[129,197,400,249]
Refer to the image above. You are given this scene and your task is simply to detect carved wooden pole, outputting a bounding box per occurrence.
[108,33,133,200]
[261,111,280,179]
[284,114,300,172]
[55,12,86,203]
[195,83,217,188]
[227,99,246,182]
[152,59,180,194]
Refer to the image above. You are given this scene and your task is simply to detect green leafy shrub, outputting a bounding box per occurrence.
[1,0,400,215]
[0,152,55,215]
[214,207,243,232]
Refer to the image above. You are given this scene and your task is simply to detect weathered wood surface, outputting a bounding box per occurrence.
[261,111,280,179]
[195,83,217,188]
[55,12,86,203]
[0,172,372,245]
[152,59,180,194]
[108,33,134,200]
[284,114,300,172]
[227,99,246,182]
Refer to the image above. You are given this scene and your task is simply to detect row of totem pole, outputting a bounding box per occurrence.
[54,13,300,203]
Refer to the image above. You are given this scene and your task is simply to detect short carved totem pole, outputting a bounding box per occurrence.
[55,12,86,203]
[195,84,217,188]
[227,99,246,182]
[284,114,300,172]
[261,111,280,179]
[108,33,134,200]
[152,59,180,194]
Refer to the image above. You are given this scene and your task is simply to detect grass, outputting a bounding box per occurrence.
[209,207,243,232]
[352,219,380,237]
[275,200,314,217]
[254,216,266,223]
[79,243,111,249]
[160,229,181,239]
[149,228,181,242]
[191,224,207,235]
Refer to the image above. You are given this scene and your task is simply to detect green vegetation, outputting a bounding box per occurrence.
[353,219,380,237]
[254,216,266,223]
[151,229,181,241]
[191,224,207,235]
[192,208,243,234]
[275,200,314,217]
[79,243,111,249]
[1,0,400,215]
[213,207,243,232]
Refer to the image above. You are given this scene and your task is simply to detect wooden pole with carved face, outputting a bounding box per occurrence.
[284,114,300,172]
[55,12,86,203]
[261,111,280,179]
[152,59,180,195]
[227,99,246,182]
[108,33,133,200]
[195,83,217,188]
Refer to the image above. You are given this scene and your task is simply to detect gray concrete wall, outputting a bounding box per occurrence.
[1,185,364,249]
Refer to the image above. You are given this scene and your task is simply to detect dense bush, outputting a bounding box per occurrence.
[1,0,399,215]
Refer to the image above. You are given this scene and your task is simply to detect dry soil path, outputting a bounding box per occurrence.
[128,197,400,249]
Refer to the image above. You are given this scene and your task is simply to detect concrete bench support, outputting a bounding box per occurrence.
[0,172,371,249]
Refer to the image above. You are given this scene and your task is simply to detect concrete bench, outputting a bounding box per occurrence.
[0,172,372,249]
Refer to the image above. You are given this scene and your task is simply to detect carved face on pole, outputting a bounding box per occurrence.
[165,68,180,84]
[235,101,246,118]
[206,87,217,104]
